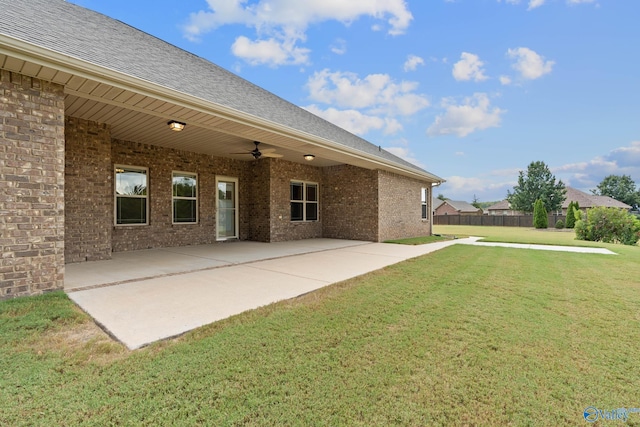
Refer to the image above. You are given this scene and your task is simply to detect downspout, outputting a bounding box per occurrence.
[430,181,443,235]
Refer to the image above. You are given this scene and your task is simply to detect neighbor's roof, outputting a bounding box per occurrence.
[439,199,481,213]
[564,187,631,209]
[486,200,511,210]
[487,187,631,211]
[0,0,443,183]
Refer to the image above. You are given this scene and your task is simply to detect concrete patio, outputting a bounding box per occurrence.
[66,237,615,350]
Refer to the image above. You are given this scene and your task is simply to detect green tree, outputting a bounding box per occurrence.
[437,193,447,201]
[507,161,567,213]
[533,199,548,229]
[575,207,640,245]
[565,201,578,229]
[471,194,481,209]
[591,174,640,208]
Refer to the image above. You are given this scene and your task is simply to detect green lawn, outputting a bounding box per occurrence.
[2,228,640,425]
[435,224,639,250]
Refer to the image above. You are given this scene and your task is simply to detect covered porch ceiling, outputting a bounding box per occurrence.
[0,38,442,181]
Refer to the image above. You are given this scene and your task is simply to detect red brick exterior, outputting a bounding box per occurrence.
[378,171,432,241]
[0,71,65,298]
[1,69,436,299]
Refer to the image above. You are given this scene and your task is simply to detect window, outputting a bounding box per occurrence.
[421,188,428,219]
[173,171,197,224]
[291,181,318,222]
[115,166,148,225]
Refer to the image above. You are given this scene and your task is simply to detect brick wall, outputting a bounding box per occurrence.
[322,165,379,241]
[245,159,271,242]
[269,159,323,242]
[434,202,459,216]
[0,71,65,299]
[110,139,252,252]
[64,117,112,262]
[378,171,431,242]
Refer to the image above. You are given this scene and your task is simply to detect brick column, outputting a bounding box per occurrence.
[0,71,65,299]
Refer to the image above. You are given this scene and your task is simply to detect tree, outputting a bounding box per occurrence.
[533,199,548,229]
[575,207,640,245]
[565,201,578,229]
[507,161,567,213]
[437,193,446,201]
[471,194,481,209]
[591,174,640,208]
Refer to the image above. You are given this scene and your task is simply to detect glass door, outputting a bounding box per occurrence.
[216,177,238,240]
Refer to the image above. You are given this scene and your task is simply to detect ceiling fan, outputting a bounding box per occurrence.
[231,141,283,159]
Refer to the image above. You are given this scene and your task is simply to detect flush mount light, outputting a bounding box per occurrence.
[167,120,186,132]
[303,154,315,161]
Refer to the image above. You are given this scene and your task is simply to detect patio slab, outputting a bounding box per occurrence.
[67,238,463,349]
[67,237,615,350]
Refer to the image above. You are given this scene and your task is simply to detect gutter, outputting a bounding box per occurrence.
[0,34,445,184]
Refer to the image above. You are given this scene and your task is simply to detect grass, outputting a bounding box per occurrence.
[384,234,453,245]
[2,228,640,425]
[435,224,639,250]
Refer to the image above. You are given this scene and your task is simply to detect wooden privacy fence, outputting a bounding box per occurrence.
[434,214,566,228]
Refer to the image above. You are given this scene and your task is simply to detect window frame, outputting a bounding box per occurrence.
[421,187,429,220]
[114,165,149,226]
[290,180,319,222]
[172,171,198,225]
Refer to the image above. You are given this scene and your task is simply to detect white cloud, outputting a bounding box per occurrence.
[497,0,596,8]
[507,47,554,80]
[303,105,402,135]
[385,146,425,168]
[499,75,512,85]
[427,93,505,137]
[438,175,516,202]
[552,141,640,191]
[306,69,429,116]
[527,0,545,10]
[183,0,413,66]
[452,52,488,82]
[404,54,425,72]
[330,38,347,55]
[231,36,310,66]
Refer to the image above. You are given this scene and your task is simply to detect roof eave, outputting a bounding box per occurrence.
[0,33,445,184]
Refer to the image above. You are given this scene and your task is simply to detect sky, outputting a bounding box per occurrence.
[68,0,640,203]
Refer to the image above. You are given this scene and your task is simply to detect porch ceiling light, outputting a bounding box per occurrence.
[167,120,186,132]
[303,154,315,161]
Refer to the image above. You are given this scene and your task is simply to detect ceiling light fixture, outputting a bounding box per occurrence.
[167,120,186,132]
[303,154,315,161]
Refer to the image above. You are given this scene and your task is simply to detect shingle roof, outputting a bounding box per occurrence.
[0,0,441,180]
[487,187,631,212]
[487,200,510,210]
[442,200,481,213]
[563,187,631,209]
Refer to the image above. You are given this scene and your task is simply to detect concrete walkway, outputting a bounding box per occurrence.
[67,237,615,350]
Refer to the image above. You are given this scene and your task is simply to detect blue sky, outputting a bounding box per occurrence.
[68,0,640,203]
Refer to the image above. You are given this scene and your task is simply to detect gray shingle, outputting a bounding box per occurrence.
[0,0,439,179]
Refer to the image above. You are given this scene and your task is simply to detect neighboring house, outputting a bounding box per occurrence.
[0,0,444,299]
[561,187,631,215]
[487,187,631,216]
[433,199,483,216]
[487,200,525,216]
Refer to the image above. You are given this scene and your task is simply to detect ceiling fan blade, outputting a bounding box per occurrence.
[262,152,283,158]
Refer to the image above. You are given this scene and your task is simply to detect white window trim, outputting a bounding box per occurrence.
[421,187,429,220]
[290,180,319,222]
[172,171,198,225]
[114,165,149,226]
[215,175,239,241]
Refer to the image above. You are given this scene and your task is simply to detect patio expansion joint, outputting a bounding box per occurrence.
[66,244,363,293]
